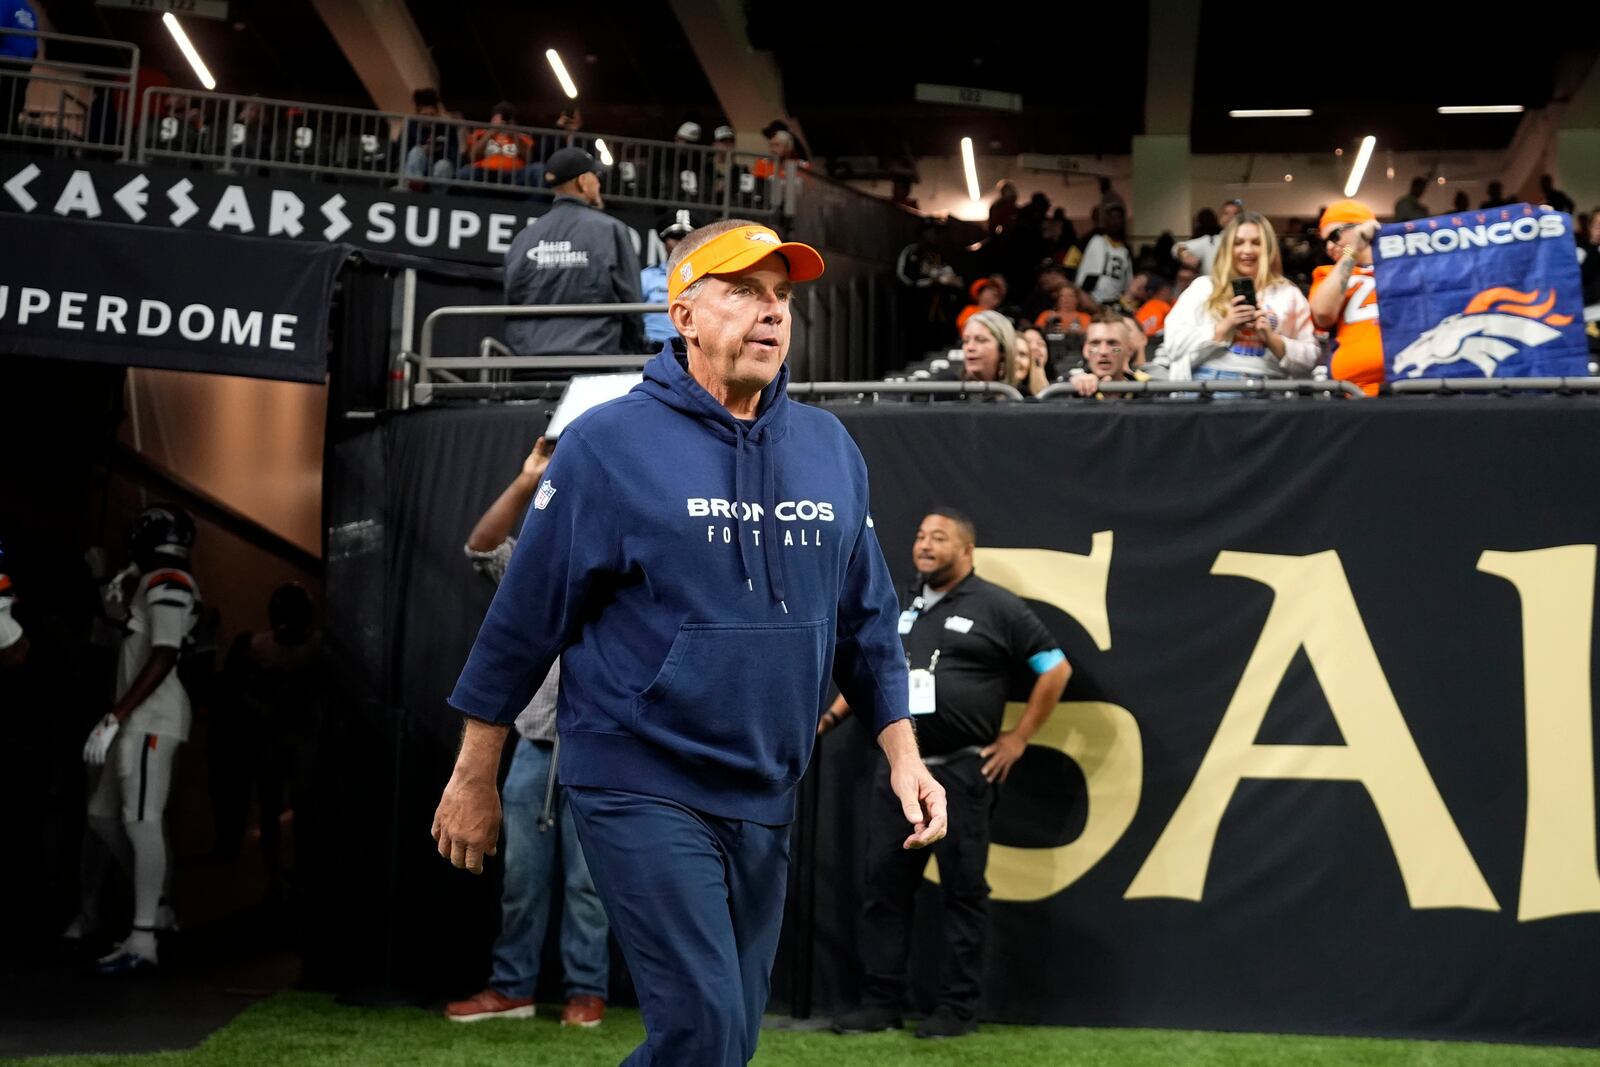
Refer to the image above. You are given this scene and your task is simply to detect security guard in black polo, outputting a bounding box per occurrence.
[825,507,1070,1040]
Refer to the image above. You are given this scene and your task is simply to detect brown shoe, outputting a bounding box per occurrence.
[444,988,535,1022]
[561,994,606,1028]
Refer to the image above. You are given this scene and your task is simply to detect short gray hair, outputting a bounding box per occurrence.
[665,217,765,303]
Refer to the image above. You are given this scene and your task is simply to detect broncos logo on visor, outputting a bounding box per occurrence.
[1392,287,1576,379]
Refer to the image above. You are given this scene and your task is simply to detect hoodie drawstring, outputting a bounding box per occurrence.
[734,429,755,591]
[760,431,788,612]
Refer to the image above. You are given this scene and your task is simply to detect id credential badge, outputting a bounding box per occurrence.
[909,669,936,715]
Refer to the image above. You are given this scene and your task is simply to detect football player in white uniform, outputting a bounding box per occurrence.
[71,505,200,973]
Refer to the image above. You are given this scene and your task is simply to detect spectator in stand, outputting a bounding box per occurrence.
[641,212,694,345]
[1035,280,1091,334]
[710,124,759,208]
[960,310,1018,385]
[1076,203,1132,305]
[1163,212,1317,386]
[1452,189,1470,213]
[1539,174,1575,216]
[762,119,809,163]
[898,221,965,354]
[664,121,714,202]
[1481,181,1515,209]
[1069,310,1149,398]
[1022,265,1069,321]
[956,276,1005,333]
[752,119,809,182]
[1308,199,1384,396]
[503,147,643,357]
[1098,176,1125,212]
[465,101,537,184]
[536,106,585,165]
[1579,209,1600,307]
[1134,275,1175,338]
[1176,200,1241,275]
[1173,262,1199,299]
[0,0,38,61]
[1118,270,1156,314]
[988,180,1021,236]
[1044,208,1079,267]
[1014,326,1053,397]
[401,88,457,185]
[1111,306,1148,370]
[1394,177,1430,222]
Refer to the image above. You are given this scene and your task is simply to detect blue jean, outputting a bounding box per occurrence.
[404,144,454,180]
[1192,364,1258,400]
[488,738,609,1000]
[567,786,790,1067]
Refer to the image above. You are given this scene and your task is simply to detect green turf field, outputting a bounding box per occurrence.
[16,992,1600,1066]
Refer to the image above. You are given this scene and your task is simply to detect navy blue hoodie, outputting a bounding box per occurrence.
[450,343,909,824]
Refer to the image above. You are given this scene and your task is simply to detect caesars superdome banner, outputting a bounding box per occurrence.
[0,212,344,382]
[1374,203,1588,382]
[0,156,690,269]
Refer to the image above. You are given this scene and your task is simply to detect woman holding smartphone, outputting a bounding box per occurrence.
[1162,212,1318,386]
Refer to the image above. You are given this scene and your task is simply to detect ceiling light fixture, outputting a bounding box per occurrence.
[1344,135,1376,197]
[163,13,216,91]
[546,49,579,99]
[1229,109,1313,118]
[1437,105,1524,115]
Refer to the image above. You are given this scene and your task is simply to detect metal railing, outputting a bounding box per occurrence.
[135,85,796,216]
[140,85,402,183]
[393,301,666,409]
[1035,379,1368,400]
[0,29,139,160]
[789,380,1024,401]
[1390,377,1600,395]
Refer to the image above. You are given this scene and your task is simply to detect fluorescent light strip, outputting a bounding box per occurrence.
[162,13,215,91]
[1228,109,1313,118]
[1344,135,1376,198]
[1437,105,1524,115]
[594,138,612,166]
[960,137,979,201]
[545,49,579,100]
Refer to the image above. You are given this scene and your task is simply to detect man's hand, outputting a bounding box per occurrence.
[889,757,948,849]
[431,719,511,875]
[83,713,120,766]
[431,768,501,874]
[1071,373,1100,398]
[980,729,1029,783]
[521,437,555,482]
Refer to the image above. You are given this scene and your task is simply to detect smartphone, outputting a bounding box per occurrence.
[1231,277,1257,306]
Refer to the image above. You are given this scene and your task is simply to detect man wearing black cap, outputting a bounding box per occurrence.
[640,211,694,345]
[503,147,645,359]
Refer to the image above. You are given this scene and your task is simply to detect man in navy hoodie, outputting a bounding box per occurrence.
[434,218,947,1066]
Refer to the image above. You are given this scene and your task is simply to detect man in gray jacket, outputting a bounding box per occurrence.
[505,147,645,358]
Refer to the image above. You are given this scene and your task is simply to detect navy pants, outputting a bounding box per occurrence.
[566,786,790,1067]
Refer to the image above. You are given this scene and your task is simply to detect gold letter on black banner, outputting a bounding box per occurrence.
[1126,550,1499,911]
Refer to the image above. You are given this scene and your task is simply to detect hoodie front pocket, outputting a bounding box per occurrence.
[633,620,828,784]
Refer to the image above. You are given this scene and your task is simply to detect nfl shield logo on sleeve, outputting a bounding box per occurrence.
[534,481,557,510]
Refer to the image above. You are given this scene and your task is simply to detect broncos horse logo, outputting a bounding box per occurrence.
[1392,288,1575,378]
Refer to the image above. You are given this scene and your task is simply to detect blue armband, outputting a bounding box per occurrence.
[1028,648,1066,674]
